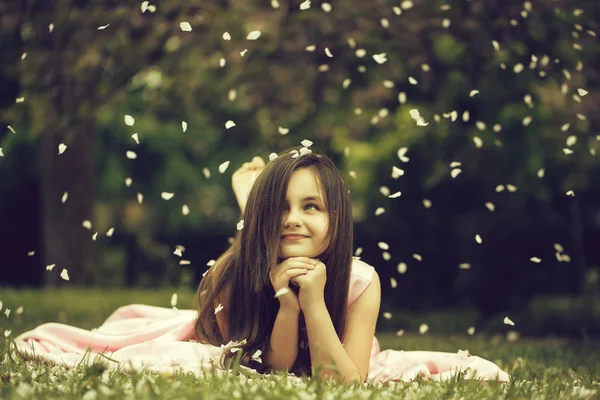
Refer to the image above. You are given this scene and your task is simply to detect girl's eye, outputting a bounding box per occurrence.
[304,204,319,211]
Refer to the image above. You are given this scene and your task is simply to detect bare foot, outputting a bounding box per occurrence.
[232,156,266,212]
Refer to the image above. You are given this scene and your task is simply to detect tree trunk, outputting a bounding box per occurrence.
[40,119,96,286]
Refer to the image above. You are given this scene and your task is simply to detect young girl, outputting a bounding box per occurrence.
[14,146,510,384]
[193,146,510,383]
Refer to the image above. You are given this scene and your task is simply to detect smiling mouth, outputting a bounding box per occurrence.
[282,235,308,240]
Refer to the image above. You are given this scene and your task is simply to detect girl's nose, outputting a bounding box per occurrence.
[283,209,302,227]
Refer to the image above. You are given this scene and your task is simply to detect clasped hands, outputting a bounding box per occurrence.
[269,257,327,313]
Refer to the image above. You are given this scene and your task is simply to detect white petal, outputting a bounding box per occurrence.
[469,90,479,97]
[475,234,482,244]
[413,253,422,262]
[237,220,244,230]
[124,115,135,126]
[383,312,392,319]
[92,232,98,241]
[180,22,192,32]
[4,330,11,338]
[106,228,115,237]
[97,24,110,30]
[375,207,385,216]
[390,278,397,288]
[467,326,475,335]
[321,2,332,12]
[202,168,211,179]
[161,192,174,200]
[225,120,236,129]
[324,47,333,57]
[271,0,280,8]
[419,324,429,334]
[132,133,139,144]
[125,177,132,187]
[214,303,224,314]
[141,1,149,12]
[299,0,311,10]
[503,316,515,326]
[269,153,278,161]
[485,202,495,212]
[372,53,387,64]
[459,263,471,270]
[46,264,56,271]
[274,287,290,298]
[388,191,402,198]
[60,269,70,281]
[182,121,188,132]
[171,293,178,307]
[391,166,404,179]
[450,168,462,178]
[61,192,68,203]
[182,204,190,215]
[58,143,67,155]
[137,193,144,204]
[377,242,389,250]
[126,151,137,159]
[530,257,542,263]
[278,126,289,135]
[82,220,92,230]
[0,148,3,157]
[246,30,261,40]
[577,88,588,96]
[179,260,191,265]
[218,161,230,173]
[223,32,231,40]
[355,247,363,256]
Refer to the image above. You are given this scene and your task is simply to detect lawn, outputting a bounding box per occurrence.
[1,288,598,399]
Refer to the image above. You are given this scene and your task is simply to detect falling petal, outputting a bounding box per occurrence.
[324,47,333,57]
[124,115,135,126]
[171,293,178,307]
[237,220,244,230]
[372,53,387,64]
[132,133,139,144]
[182,205,190,215]
[475,234,482,244]
[459,263,471,270]
[82,220,92,230]
[397,263,407,274]
[180,22,192,32]
[503,316,515,326]
[383,312,392,319]
[126,151,137,159]
[419,324,429,334]
[46,264,56,271]
[377,242,389,250]
[97,24,110,30]
[92,232,98,241]
[58,143,67,155]
[182,121,187,132]
[60,269,70,281]
[467,326,475,335]
[246,31,261,40]
[161,192,174,200]
[219,161,230,173]
[106,228,114,237]
[299,0,311,10]
[61,192,68,204]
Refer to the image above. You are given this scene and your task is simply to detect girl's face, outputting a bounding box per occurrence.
[279,168,330,259]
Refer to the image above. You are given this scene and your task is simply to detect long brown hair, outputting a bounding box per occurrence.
[193,146,353,376]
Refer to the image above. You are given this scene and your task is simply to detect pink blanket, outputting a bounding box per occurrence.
[14,303,509,383]
[14,260,510,382]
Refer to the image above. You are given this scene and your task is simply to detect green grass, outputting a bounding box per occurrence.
[1,288,599,399]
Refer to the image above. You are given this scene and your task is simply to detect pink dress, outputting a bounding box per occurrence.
[14,258,510,383]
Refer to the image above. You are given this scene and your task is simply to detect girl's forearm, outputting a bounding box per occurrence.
[264,306,300,372]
